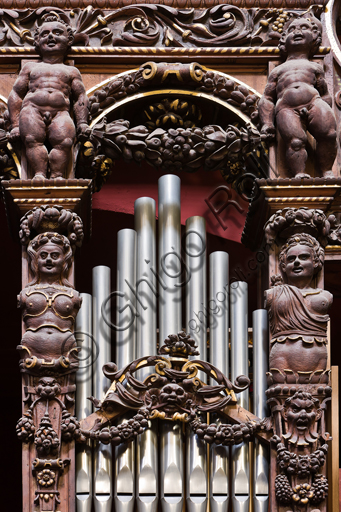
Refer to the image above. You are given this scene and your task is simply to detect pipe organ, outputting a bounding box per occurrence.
[1,1,340,511]
[74,175,270,512]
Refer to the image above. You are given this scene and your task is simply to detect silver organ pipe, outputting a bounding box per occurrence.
[185,216,207,512]
[252,310,269,512]
[115,229,137,512]
[134,197,158,512]
[74,181,272,512]
[75,293,93,512]
[230,281,250,512]
[158,175,184,512]
[209,252,229,512]
[93,266,112,512]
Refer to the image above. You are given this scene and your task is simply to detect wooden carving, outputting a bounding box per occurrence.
[258,15,337,178]
[264,208,332,512]
[16,206,84,512]
[7,12,89,180]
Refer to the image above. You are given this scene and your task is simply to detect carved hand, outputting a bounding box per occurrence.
[260,123,276,142]
[9,126,20,142]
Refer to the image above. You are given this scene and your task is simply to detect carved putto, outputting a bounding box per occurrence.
[7,12,89,180]
[258,15,337,178]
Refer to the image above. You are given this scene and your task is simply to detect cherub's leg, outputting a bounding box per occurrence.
[48,112,76,178]
[276,108,308,177]
[19,107,48,178]
[307,99,337,177]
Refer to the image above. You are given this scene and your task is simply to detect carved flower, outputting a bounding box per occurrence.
[37,469,56,488]
[297,455,311,478]
[292,483,314,506]
[159,331,199,357]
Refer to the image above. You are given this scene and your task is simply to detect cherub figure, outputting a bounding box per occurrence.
[8,13,89,179]
[258,16,337,178]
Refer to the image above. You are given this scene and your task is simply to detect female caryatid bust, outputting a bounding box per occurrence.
[18,232,82,370]
[266,233,332,378]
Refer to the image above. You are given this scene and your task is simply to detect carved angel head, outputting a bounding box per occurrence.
[279,16,322,59]
[34,12,74,56]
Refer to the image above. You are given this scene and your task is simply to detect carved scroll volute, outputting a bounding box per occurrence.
[264,207,332,512]
[16,205,84,512]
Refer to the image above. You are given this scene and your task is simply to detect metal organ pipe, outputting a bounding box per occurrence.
[75,293,93,512]
[252,310,269,512]
[230,281,249,512]
[158,175,184,512]
[185,216,207,512]
[115,229,137,512]
[134,198,158,512]
[93,266,112,512]
[209,252,229,512]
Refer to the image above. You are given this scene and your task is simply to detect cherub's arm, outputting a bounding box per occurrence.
[7,63,31,139]
[258,68,278,139]
[71,68,90,138]
[315,65,332,107]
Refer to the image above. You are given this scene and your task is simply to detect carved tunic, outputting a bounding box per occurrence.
[265,284,329,345]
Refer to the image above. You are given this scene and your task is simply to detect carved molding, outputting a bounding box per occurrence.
[0,5,328,51]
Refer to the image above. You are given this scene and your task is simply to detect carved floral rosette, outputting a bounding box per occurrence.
[16,206,84,512]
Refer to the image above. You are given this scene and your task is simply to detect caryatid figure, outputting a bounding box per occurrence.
[8,13,90,179]
[258,16,337,178]
[265,234,332,377]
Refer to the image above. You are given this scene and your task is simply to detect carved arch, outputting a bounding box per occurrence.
[76,62,268,192]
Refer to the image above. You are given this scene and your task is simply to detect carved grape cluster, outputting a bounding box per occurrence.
[16,409,36,442]
[310,474,329,504]
[61,410,84,442]
[274,474,293,504]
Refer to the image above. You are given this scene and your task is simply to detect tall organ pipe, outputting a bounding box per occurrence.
[75,293,93,512]
[209,252,229,512]
[93,266,112,512]
[114,229,137,512]
[230,281,249,512]
[252,310,269,512]
[185,216,207,512]
[134,198,158,512]
[158,175,184,512]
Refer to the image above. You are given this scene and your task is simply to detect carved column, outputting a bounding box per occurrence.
[3,180,91,512]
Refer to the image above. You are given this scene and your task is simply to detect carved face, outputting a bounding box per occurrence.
[281,244,315,282]
[38,21,70,56]
[159,383,187,412]
[37,242,64,280]
[285,19,314,52]
[35,377,61,399]
[282,393,321,446]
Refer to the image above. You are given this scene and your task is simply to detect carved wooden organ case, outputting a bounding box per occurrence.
[0,0,340,511]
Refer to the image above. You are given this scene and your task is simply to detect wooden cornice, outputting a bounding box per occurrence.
[0,0,328,8]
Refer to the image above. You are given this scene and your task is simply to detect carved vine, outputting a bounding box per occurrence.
[0,5,324,50]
